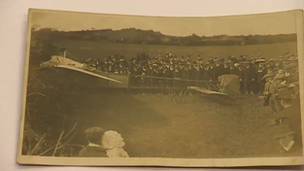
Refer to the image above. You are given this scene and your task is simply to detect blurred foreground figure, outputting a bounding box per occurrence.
[79,127,107,157]
[101,130,129,158]
[270,62,301,153]
[273,95,302,153]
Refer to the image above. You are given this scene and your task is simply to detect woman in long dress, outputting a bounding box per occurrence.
[101,130,129,158]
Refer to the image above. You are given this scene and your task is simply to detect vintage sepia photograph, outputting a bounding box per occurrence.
[17,9,304,167]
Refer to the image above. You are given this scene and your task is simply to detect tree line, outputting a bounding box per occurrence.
[33,27,297,46]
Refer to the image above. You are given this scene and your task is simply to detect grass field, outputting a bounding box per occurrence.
[59,40,297,61]
[65,92,302,158]
[49,40,301,158]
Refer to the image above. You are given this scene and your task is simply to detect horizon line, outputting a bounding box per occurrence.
[33,26,297,38]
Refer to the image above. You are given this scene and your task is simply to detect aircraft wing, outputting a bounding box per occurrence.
[55,64,122,84]
[272,131,295,139]
[39,56,122,84]
[187,86,228,96]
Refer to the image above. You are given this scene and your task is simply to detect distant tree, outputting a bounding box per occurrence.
[29,28,60,68]
[29,27,297,47]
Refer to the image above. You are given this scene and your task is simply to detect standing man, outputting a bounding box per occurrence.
[209,64,217,82]
[214,59,224,80]
[256,63,267,94]
[172,64,181,94]
[79,127,107,157]
[193,64,202,81]
[242,62,255,94]
[151,64,160,90]
[199,63,205,81]
[196,55,202,64]
[203,62,211,81]
[222,62,230,75]
[261,72,275,106]
[234,63,244,94]
[229,63,238,75]
[274,58,284,69]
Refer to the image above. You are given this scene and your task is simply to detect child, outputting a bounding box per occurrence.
[101,130,129,158]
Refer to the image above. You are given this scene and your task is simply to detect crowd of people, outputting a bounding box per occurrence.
[258,57,301,153]
[84,52,298,94]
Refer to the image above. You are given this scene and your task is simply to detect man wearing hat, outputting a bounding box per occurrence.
[164,64,174,87]
[267,72,287,114]
[238,55,244,62]
[204,63,216,81]
[222,62,230,75]
[208,56,214,63]
[199,63,205,80]
[172,65,181,90]
[209,63,217,82]
[242,61,255,94]
[182,64,193,88]
[268,58,275,68]
[152,64,161,89]
[214,58,224,79]
[230,56,237,64]
[232,63,244,93]
[274,58,283,69]
[130,65,141,86]
[269,76,290,113]
[261,72,275,106]
[229,63,239,75]
[203,62,210,81]
[196,55,202,63]
[158,64,169,94]
[192,64,202,86]
[256,63,267,94]
[79,127,107,157]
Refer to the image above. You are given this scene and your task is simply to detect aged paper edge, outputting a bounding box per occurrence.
[17,8,304,167]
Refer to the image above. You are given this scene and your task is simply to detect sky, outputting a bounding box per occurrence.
[30,9,297,37]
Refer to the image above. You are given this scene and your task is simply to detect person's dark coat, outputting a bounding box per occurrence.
[243,66,255,82]
[256,67,267,83]
[203,66,215,81]
[163,68,172,78]
[222,66,230,75]
[79,146,107,157]
[193,69,202,80]
[199,66,205,80]
[236,68,244,81]
[214,64,224,78]
[209,66,217,81]
[173,69,181,79]
[229,67,239,76]
[181,69,190,80]
[203,67,211,80]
